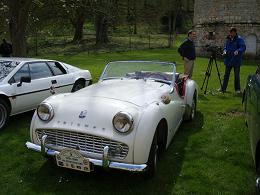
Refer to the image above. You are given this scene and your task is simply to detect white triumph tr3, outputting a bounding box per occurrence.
[26,61,198,176]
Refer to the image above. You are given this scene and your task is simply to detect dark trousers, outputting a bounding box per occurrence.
[222,66,240,91]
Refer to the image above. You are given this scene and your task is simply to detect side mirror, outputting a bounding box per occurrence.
[17,76,31,87]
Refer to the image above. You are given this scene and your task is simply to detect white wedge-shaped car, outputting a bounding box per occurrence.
[0,58,92,131]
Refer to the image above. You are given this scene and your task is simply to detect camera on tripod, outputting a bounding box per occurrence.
[205,44,223,56]
[201,44,223,94]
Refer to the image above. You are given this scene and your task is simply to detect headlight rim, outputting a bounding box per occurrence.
[112,111,134,134]
[37,102,54,122]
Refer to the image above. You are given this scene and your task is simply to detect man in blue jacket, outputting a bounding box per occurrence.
[220,27,246,93]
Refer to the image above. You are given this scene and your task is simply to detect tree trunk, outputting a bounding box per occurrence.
[168,11,174,48]
[171,10,179,46]
[133,22,137,34]
[133,0,137,34]
[72,12,85,43]
[8,0,32,57]
[95,14,109,46]
[168,7,180,48]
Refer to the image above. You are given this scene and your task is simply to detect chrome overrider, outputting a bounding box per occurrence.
[25,135,147,172]
[256,176,260,189]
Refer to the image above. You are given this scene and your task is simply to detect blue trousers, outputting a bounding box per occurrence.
[221,66,240,91]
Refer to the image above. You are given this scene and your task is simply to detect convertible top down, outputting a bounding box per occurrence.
[26,61,198,176]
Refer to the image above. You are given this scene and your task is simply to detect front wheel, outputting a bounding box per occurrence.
[72,80,85,92]
[0,99,11,131]
[144,131,159,177]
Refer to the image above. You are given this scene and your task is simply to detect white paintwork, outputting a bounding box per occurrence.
[0,58,92,116]
[29,61,197,166]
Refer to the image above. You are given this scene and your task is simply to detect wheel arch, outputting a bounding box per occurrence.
[71,78,88,92]
[75,77,92,86]
[74,77,86,84]
[183,88,197,121]
[133,104,168,164]
[0,94,11,111]
[185,80,198,106]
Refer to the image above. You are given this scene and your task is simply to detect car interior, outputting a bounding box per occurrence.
[125,71,187,97]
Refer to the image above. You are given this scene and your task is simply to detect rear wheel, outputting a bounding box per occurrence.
[0,99,10,131]
[189,94,197,121]
[72,80,85,92]
[184,92,197,121]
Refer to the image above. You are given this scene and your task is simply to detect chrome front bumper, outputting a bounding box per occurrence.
[25,136,147,172]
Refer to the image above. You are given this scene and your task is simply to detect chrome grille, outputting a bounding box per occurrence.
[36,129,129,159]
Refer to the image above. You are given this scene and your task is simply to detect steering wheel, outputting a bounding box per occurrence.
[147,73,169,81]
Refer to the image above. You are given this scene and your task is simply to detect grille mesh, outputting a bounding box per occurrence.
[36,129,129,159]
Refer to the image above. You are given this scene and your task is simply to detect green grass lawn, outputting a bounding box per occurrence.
[0,47,258,194]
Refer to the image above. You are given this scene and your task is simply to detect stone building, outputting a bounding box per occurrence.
[193,0,260,58]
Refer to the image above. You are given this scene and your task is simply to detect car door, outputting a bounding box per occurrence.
[11,62,54,114]
[163,89,184,140]
[246,75,254,144]
[46,61,75,94]
[251,75,260,148]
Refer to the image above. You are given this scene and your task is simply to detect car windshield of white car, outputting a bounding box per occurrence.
[101,61,175,84]
[0,61,18,81]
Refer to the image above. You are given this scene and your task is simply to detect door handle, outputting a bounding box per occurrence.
[51,80,57,84]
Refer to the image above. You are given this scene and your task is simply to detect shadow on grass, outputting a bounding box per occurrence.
[22,112,204,195]
[0,111,34,137]
[198,94,210,101]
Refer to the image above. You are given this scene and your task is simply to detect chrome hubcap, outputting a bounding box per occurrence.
[191,99,195,119]
[256,177,260,188]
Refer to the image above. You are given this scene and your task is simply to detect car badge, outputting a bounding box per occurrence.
[79,110,87,119]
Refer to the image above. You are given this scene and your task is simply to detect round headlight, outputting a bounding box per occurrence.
[37,103,54,122]
[112,111,133,133]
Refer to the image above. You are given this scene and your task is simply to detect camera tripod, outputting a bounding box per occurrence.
[201,52,223,94]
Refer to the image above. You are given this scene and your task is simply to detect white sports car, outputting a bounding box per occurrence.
[0,58,92,131]
[26,61,198,176]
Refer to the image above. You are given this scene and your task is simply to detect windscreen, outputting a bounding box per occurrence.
[0,60,19,82]
[100,61,175,84]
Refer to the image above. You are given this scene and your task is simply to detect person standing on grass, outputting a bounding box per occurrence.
[0,39,12,57]
[220,27,246,94]
[178,30,196,78]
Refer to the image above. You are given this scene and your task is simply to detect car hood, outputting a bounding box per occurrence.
[39,91,141,140]
[74,79,171,107]
[33,79,171,152]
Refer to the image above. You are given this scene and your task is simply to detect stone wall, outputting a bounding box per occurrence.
[194,0,260,58]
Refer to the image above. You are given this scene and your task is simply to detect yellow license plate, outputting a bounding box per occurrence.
[56,148,90,172]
